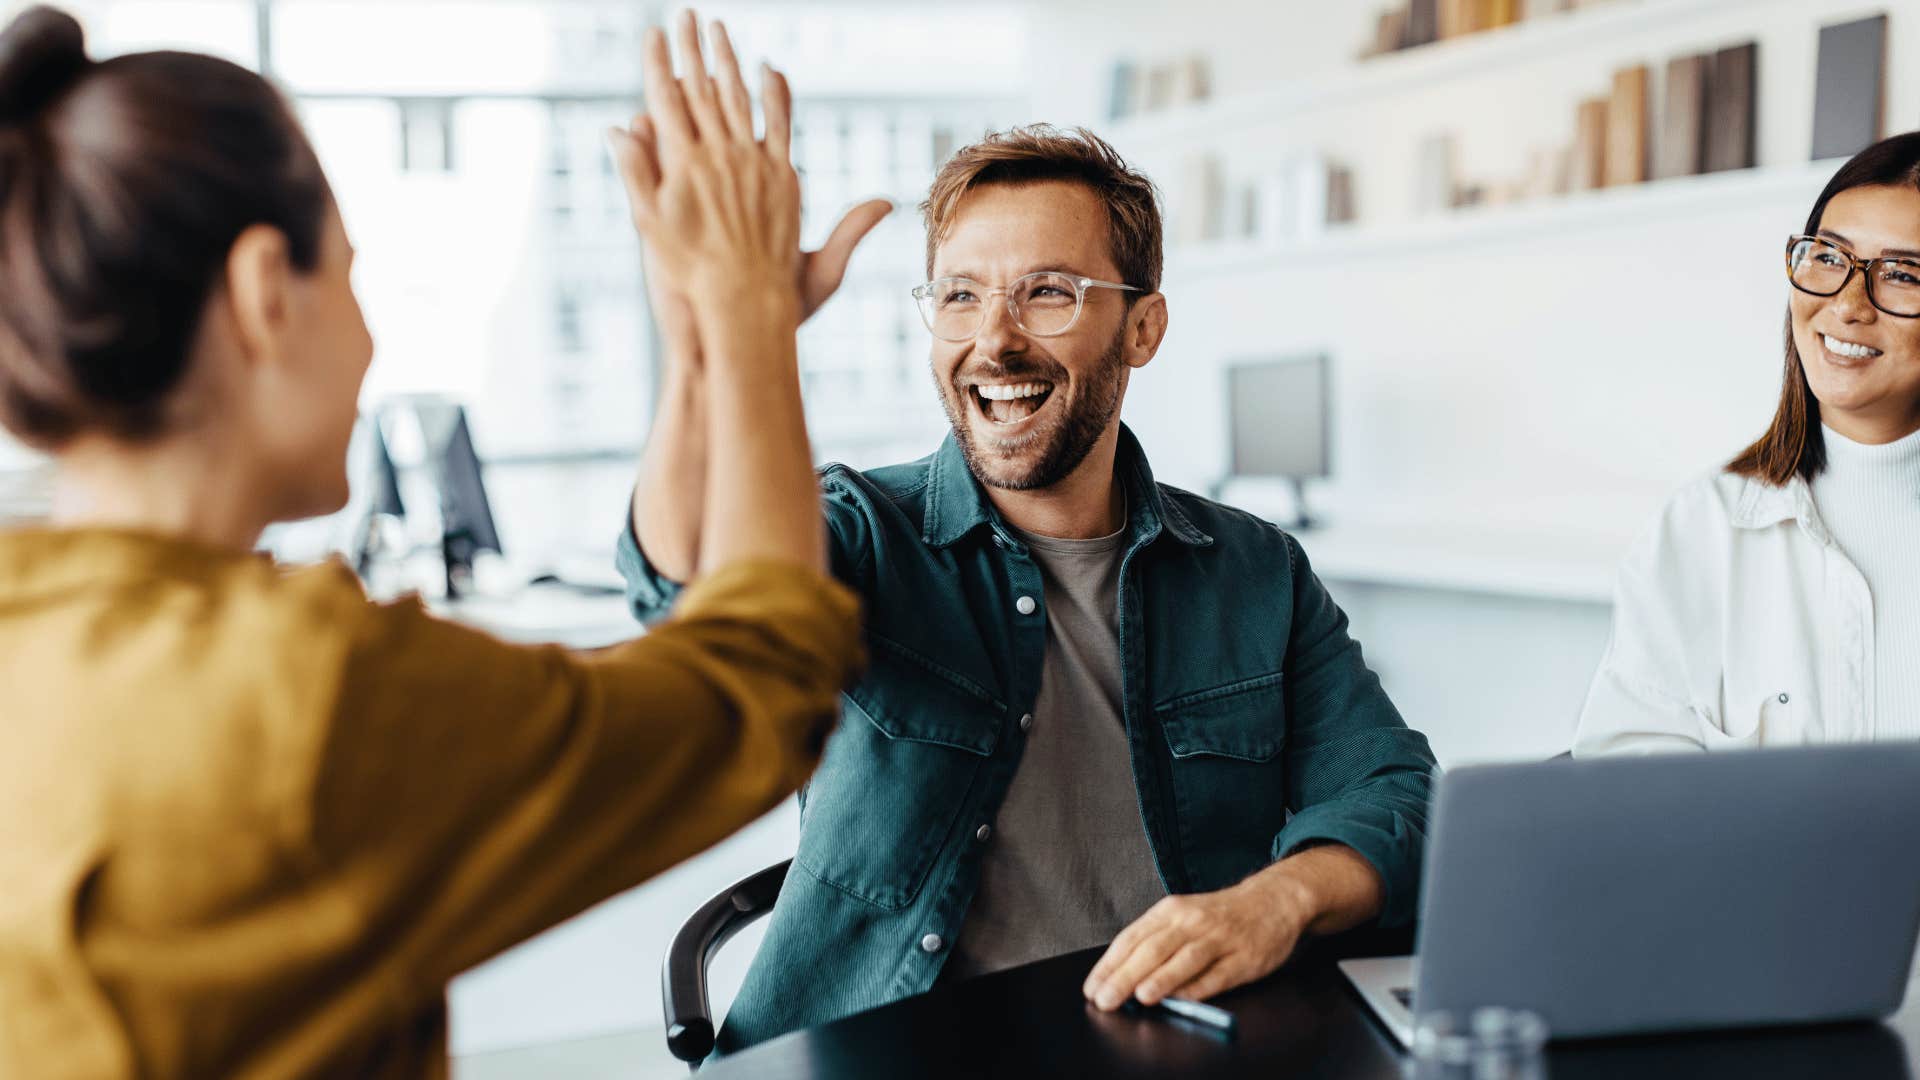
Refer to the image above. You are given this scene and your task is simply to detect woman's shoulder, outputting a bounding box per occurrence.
[1614,471,1748,581]
[1651,467,1810,539]
[1617,468,1804,587]
[1654,470,1755,528]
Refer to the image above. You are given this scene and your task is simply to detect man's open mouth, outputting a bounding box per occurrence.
[969,381,1055,426]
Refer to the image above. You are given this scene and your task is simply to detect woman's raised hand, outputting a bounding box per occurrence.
[609,12,802,320]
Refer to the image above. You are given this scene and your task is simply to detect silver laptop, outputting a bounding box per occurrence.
[1343,743,1920,1047]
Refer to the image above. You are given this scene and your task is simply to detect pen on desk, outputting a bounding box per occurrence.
[1143,995,1238,1036]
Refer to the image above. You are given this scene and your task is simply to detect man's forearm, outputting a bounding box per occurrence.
[632,357,707,584]
[1254,844,1384,936]
[695,289,824,574]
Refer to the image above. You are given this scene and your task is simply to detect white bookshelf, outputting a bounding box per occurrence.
[1081,0,1912,601]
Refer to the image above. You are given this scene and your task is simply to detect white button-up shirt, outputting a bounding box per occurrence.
[1575,471,1875,753]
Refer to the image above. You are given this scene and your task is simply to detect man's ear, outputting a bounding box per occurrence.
[1123,292,1168,370]
[223,224,294,370]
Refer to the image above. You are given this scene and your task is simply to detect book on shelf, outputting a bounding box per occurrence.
[1293,157,1331,239]
[1703,42,1758,174]
[1655,53,1709,180]
[1521,146,1572,198]
[1438,0,1470,39]
[1173,155,1226,246]
[1254,157,1350,242]
[1235,184,1259,241]
[1811,14,1887,162]
[1257,169,1296,244]
[1571,97,1608,192]
[1604,64,1649,187]
[1369,9,1410,58]
[1406,0,1439,47]
[1327,165,1358,226]
[1145,62,1176,112]
[1106,60,1137,121]
[1415,134,1458,214]
[1174,54,1212,105]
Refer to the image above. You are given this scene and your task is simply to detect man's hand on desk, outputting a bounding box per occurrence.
[1081,844,1385,1011]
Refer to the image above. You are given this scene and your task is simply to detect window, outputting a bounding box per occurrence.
[0,1,1028,537]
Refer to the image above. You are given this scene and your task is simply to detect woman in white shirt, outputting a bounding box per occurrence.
[1576,133,1920,754]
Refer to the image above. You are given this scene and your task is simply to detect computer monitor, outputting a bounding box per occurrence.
[362,419,406,519]
[346,416,407,577]
[1225,355,1330,527]
[379,397,502,599]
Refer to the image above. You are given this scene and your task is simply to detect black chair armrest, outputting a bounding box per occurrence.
[661,859,790,1067]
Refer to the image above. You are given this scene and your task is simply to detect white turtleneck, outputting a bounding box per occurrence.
[1810,423,1920,739]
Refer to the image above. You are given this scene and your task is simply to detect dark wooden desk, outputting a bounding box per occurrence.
[702,944,1917,1079]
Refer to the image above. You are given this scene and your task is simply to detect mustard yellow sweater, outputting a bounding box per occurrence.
[0,528,862,1078]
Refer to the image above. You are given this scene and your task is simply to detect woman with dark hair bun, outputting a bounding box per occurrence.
[1576,132,1920,754]
[0,6,867,1076]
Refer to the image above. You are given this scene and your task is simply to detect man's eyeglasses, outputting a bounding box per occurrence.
[1785,235,1920,318]
[911,271,1142,342]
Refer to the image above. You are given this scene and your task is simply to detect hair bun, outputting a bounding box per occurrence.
[0,7,88,127]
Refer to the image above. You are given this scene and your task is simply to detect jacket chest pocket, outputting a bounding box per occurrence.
[1155,672,1291,890]
[794,641,1001,912]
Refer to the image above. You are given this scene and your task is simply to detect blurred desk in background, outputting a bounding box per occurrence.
[1270,515,1625,766]
[431,583,637,649]
[1290,519,1624,606]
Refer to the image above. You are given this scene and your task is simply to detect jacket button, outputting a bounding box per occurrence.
[976,824,992,842]
[1015,595,1036,615]
[921,934,944,953]
[1019,713,1033,732]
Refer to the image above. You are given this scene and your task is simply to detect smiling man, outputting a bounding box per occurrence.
[619,125,1437,1053]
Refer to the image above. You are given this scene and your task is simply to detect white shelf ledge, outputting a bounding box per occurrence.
[1111,0,1782,146]
[1167,158,1840,274]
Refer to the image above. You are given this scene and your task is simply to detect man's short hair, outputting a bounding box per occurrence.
[919,124,1163,295]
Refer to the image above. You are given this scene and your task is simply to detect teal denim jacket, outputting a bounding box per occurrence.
[617,425,1437,1055]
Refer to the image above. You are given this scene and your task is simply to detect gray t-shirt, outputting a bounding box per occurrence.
[943,522,1167,982]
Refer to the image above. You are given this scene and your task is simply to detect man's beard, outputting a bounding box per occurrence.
[936,325,1127,492]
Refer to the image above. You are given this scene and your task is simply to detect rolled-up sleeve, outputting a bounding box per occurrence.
[1269,534,1437,928]
[307,560,864,991]
[616,510,687,626]
[618,471,876,627]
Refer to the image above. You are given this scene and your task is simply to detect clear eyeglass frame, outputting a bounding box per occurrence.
[1785,234,1920,319]
[910,270,1143,342]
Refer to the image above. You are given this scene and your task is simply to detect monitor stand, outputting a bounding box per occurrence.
[442,526,481,601]
[1282,476,1315,531]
